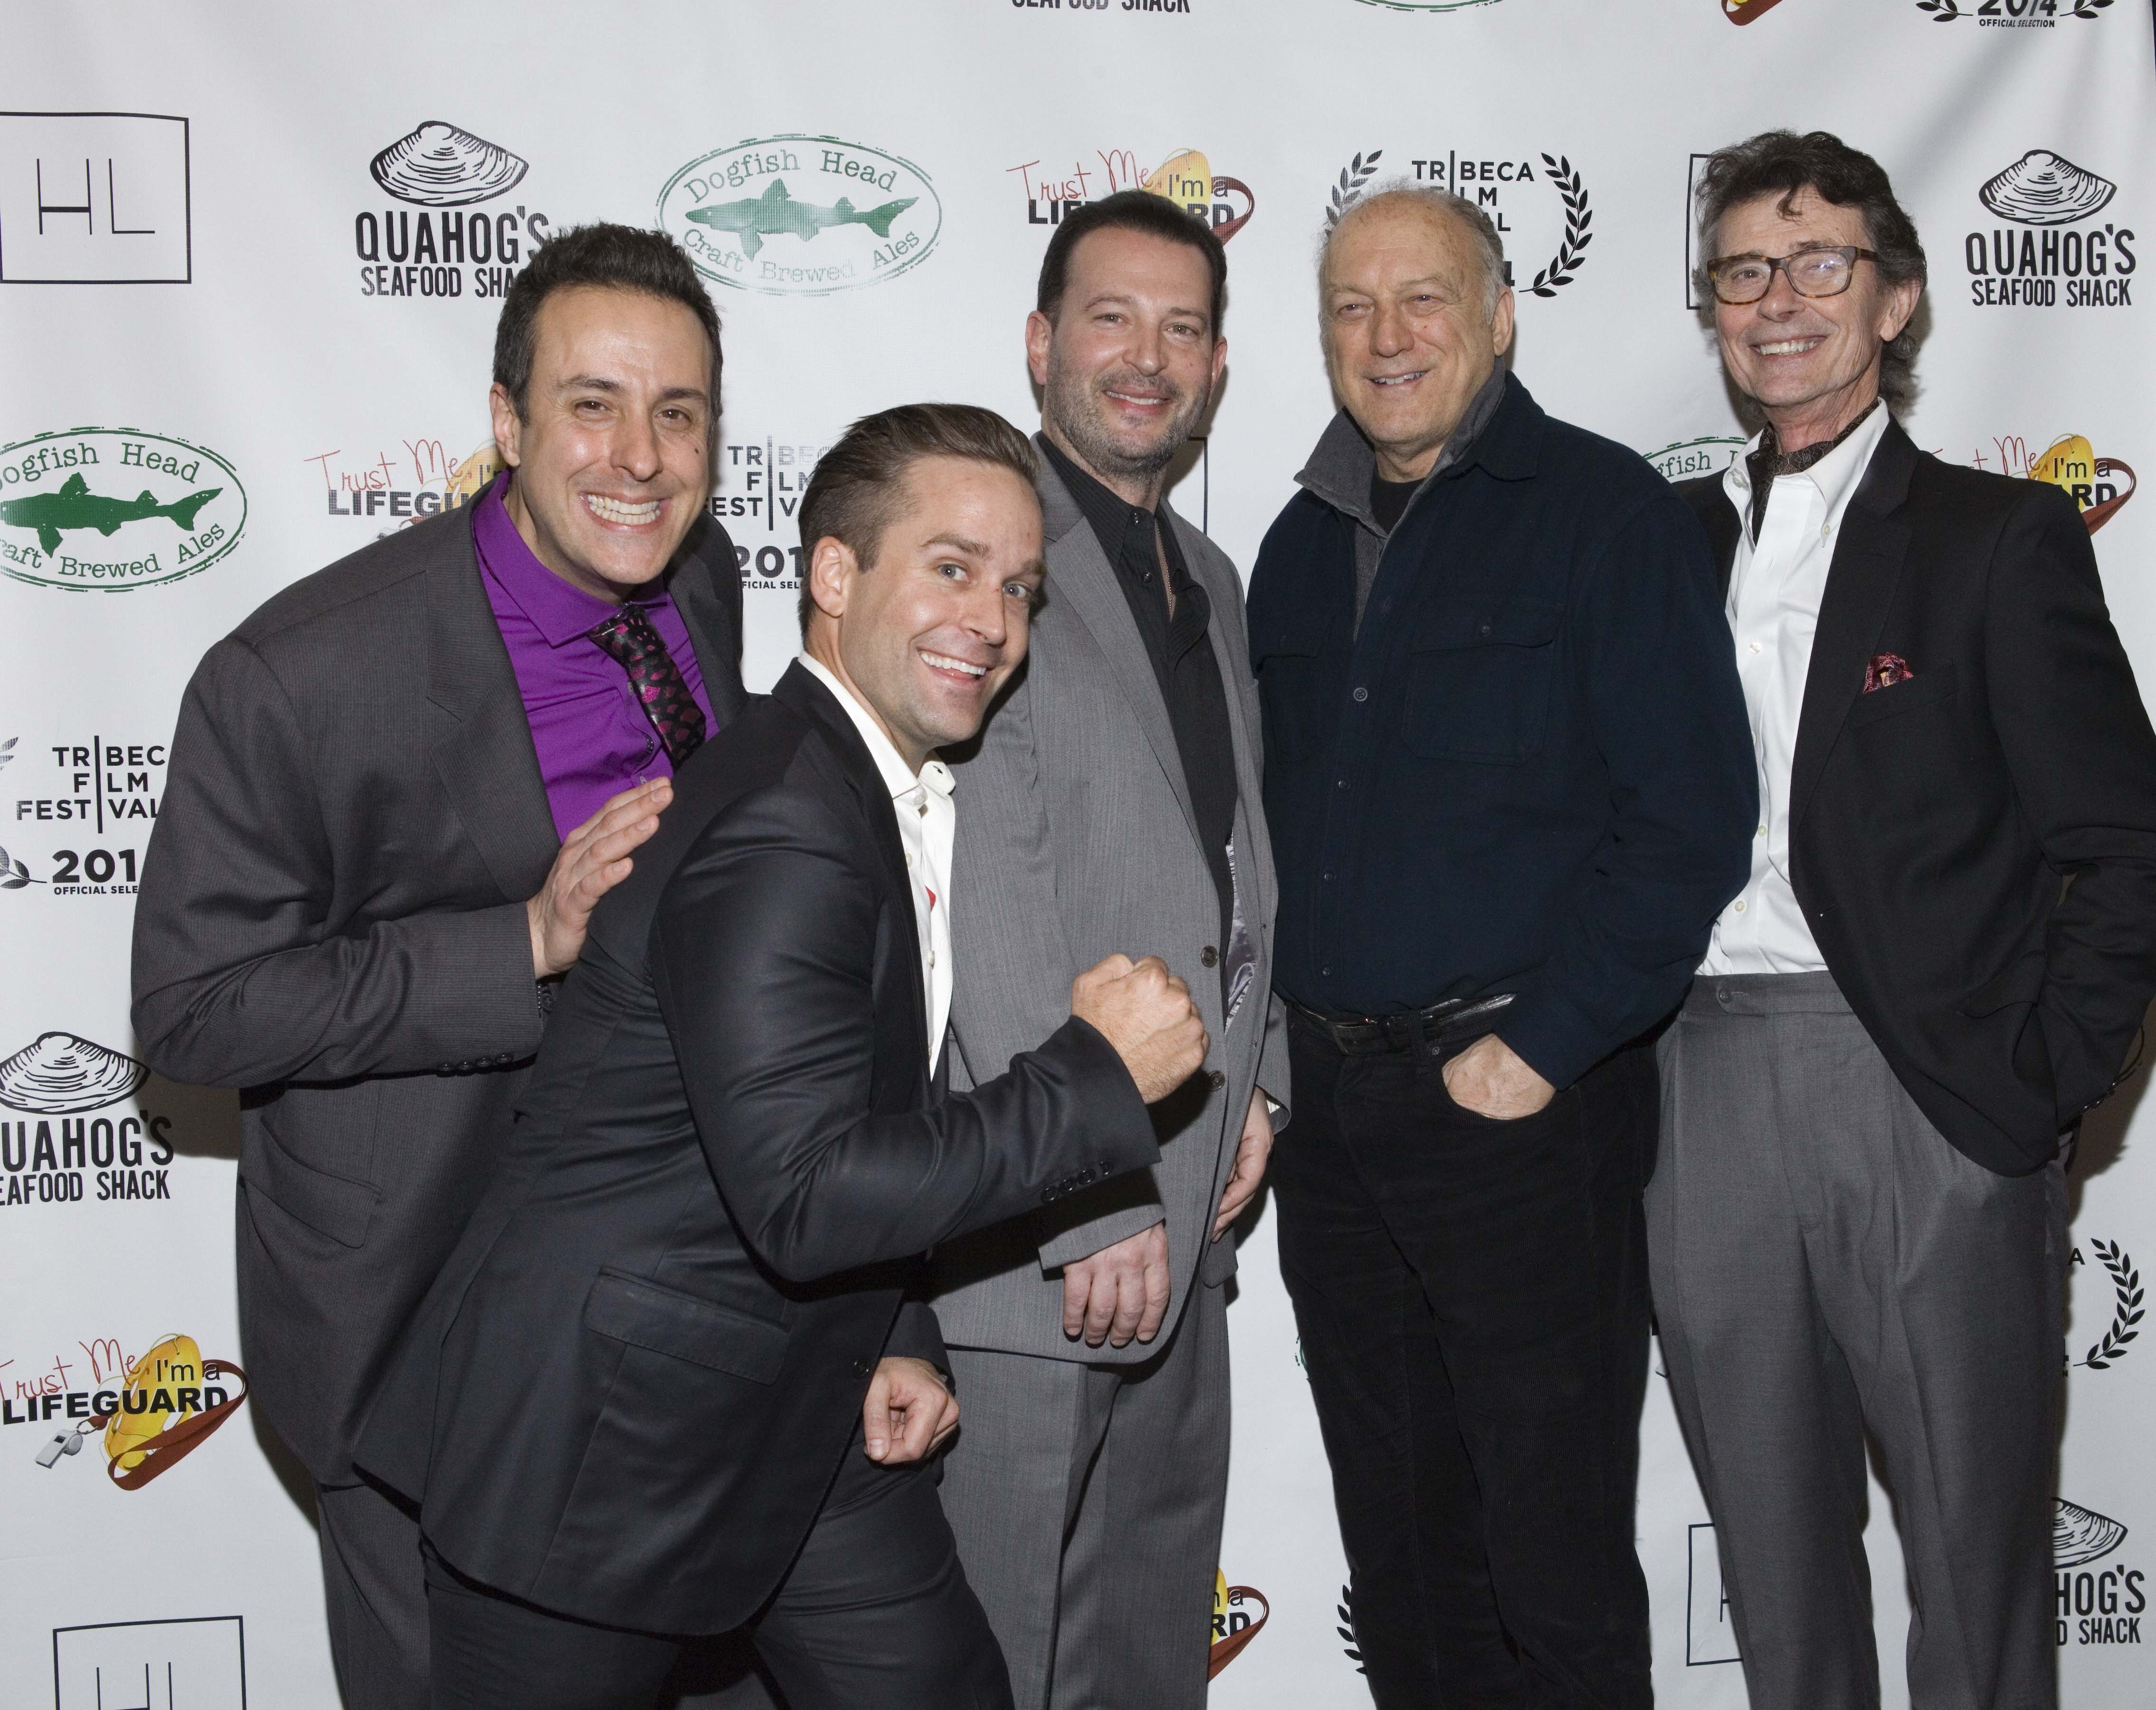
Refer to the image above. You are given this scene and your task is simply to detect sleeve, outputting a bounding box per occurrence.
[1497,492,1759,1089]
[951,661,1169,1271]
[652,787,1161,1286]
[879,1296,952,1377]
[1255,993,1291,1131]
[129,636,545,1088]
[1986,485,2156,1117]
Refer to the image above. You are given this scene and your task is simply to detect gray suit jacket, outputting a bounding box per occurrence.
[929,456,1288,1363]
[130,502,743,1484]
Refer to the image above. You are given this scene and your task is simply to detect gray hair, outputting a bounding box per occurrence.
[1317,180,1508,315]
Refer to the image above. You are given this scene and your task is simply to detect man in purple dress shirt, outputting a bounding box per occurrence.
[133,225,745,1710]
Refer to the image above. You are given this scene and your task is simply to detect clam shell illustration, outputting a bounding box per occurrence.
[370,121,528,208]
[2055,1497,2127,1568]
[0,1031,150,1115]
[1978,151,2116,228]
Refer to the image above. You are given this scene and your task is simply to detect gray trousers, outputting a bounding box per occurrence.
[1648,972,2066,1710]
[939,1277,1230,1710]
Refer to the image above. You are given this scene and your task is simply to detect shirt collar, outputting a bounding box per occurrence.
[473,472,677,648]
[1294,364,1520,530]
[1724,401,1891,522]
[795,653,954,804]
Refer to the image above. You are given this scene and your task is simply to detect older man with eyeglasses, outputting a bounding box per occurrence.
[1654,131,2156,1710]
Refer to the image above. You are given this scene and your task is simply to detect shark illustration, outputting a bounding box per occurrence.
[0,472,221,556]
[685,179,917,259]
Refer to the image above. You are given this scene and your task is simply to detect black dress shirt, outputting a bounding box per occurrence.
[1038,435,1242,999]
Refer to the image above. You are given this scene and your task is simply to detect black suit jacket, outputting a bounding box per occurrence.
[130,502,744,1484]
[356,663,1158,1635]
[1678,421,2156,1174]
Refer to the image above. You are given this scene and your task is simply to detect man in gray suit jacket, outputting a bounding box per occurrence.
[130,226,742,1710]
[932,190,1287,1710]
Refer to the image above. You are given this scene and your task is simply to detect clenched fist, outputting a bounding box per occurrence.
[1071,954,1208,1104]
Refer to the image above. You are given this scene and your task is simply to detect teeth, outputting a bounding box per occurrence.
[1370,372,1426,387]
[585,494,662,524]
[922,651,986,678]
[1756,340,1819,356]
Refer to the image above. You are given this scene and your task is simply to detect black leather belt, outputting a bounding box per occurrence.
[1284,992,1516,1057]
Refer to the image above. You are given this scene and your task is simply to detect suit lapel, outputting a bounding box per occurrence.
[1788,423,1918,831]
[670,513,747,728]
[1700,484,1742,600]
[773,663,930,1093]
[1037,462,1206,855]
[1172,508,1267,913]
[425,512,559,902]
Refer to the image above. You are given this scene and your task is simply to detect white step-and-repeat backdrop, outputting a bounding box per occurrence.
[4,2,2151,1705]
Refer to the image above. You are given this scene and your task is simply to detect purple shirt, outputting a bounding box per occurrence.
[473,475,716,839]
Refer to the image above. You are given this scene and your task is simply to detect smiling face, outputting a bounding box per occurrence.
[1028,225,1225,504]
[1711,188,1921,449]
[489,284,715,602]
[1322,197,1514,483]
[805,455,1045,770]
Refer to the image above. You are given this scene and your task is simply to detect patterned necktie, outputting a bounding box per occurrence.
[587,605,706,765]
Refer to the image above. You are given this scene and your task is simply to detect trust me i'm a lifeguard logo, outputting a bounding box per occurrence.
[17,1332,248,1489]
[1208,1570,1269,1678]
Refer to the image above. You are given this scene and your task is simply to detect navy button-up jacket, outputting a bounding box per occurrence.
[1248,375,1756,1089]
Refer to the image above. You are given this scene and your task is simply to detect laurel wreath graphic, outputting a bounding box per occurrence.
[0,844,39,889]
[2079,1238,2143,1370]
[1338,1584,1366,1674]
[1917,0,2111,17]
[1530,155,1592,298]
[1326,151,1385,229]
[0,735,14,773]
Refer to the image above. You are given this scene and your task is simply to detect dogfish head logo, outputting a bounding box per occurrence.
[0,428,245,591]
[1964,150,2134,310]
[353,121,551,302]
[1207,1571,1269,1678]
[1648,435,1748,483]
[660,135,942,297]
[11,1331,247,1489]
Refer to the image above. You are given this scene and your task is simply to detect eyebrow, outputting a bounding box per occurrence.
[1081,290,1211,326]
[558,375,709,405]
[919,533,992,557]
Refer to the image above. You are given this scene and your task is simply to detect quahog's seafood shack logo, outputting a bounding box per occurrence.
[0,428,244,591]
[1963,150,2134,310]
[10,1332,247,1489]
[353,120,552,301]
[660,135,942,297]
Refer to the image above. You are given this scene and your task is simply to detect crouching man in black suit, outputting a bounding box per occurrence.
[358,403,1208,1710]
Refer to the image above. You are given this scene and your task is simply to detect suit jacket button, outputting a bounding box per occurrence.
[1201,945,1219,968]
[852,1359,872,1379]
[1209,1070,1226,1090]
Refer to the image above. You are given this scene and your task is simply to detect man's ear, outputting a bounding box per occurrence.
[487,382,524,470]
[1024,309,1055,390]
[1879,276,1923,345]
[807,535,858,626]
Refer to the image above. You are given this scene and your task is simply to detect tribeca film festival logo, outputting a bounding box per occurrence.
[1915,0,2114,24]
[0,1032,180,1208]
[0,112,191,285]
[1327,149,1591,298]
[713,433,838,593]
[1966,150,2134,310]
[6,1329,247,1490]
[3,727,168,897]
[0,428,244,592]
[304,434,501,534]
[2073,1235,2142,1371]
[660,135,941,298]
[353,120,551,302]
[1007,146,1254,242]
[55,1618,246,1710]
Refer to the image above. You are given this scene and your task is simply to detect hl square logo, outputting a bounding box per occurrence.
[54,1616,245,1709]
[0,113,190,284]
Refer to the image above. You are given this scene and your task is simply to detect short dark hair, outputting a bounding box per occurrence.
[1036,189,1227,335]
[1693,131,1928,409]
[492,223,723,420]
[796,404,1040,638]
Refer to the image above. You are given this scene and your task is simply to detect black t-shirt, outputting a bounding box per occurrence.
[1370,473,1420,534]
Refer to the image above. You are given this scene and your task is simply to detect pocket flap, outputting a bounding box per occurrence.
[1847,661,1958,726]
[583,1269,789,1384]
[1413,595,1563,652]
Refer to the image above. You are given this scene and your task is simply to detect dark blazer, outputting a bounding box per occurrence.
[357,663,1159,1636]
[130,502,745,1485]
[1677,420,2156,1174]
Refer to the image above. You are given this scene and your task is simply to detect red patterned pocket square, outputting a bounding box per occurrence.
[1863,652,1915,693]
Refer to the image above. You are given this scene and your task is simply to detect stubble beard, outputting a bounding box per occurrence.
[1043,347,1207,487]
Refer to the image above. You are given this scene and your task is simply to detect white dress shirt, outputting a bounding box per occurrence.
[797,654,955,1071]
[1699,405,1891,976]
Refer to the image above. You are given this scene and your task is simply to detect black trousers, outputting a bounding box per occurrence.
[1272,1012,1656,1710]
[425,1452,1012,1710]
